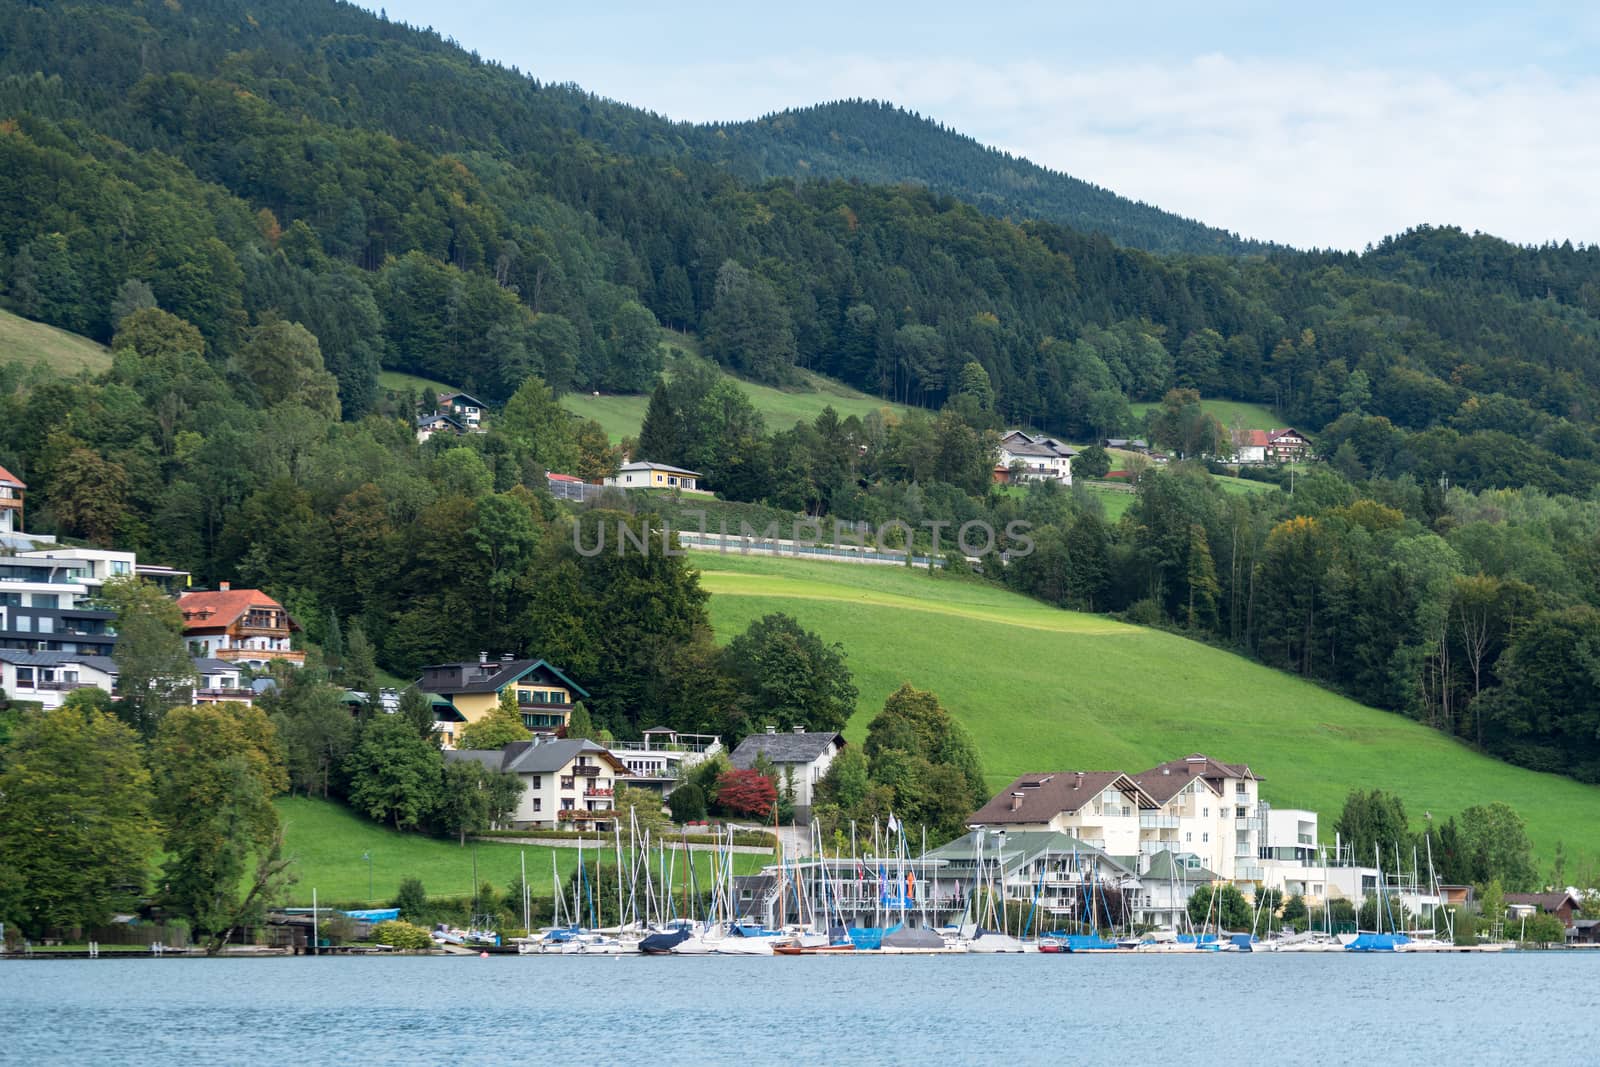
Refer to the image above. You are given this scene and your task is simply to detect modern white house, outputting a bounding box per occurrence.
[0,650,119,709]
[995,431,1076,485]
[603,461,703,491]
[611,728,722,795]
[966,771,1157,856]
[0,555,119,657]
[1131,754,1264,882]
[191,657,254,704]
[445,738,627,831]
[1132,850,1221,929]
[728,728,846,823]
[17,547,136,594]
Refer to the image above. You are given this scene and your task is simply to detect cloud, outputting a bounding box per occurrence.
[587,54,1600,250]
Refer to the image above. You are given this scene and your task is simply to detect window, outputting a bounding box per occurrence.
[110,560,131,576]
[1236,806,1247,818]
[1185,832,1192,843]
[14,616,29,633]
[531,798,541,812]
[36,616,52,634]
[560,798,574,811]
[1202,833,1209,843]
[15,666,33,687]
[1202,807,1209,818]
[31,594,57,609]
[560,776,575,790]
[531,775,542,789]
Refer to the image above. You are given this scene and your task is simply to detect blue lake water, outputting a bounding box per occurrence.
[2,954,1596,1065]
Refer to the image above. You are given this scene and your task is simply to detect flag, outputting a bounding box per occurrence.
[886,813,900,835]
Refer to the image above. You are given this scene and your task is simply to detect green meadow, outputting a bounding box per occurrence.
[0,307,111,376]
[696,553,1600,863]
[564,334,907,443]
[1129,396,1284,431]
[275,795,766,907]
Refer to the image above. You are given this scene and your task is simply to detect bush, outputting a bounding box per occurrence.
[667,783,707,822]
[370,919,434,950]
[393,877,427,921]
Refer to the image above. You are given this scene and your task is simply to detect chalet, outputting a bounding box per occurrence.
[0,463,23,533]
[1101,438,1150,451]
[445,739,627,831]
[1266,428,1311,462]
[1131,754,1264,882]
[604,461,702,491]
[417,654,589,738]
[968,771,1157,855]
[178,583,304,668]
[1505,892,1582,928]
[1234,428,1311,465]
[995,431,1075,485]
[729,727,845,823]
[437,392,487,430]
[416,412,465,443]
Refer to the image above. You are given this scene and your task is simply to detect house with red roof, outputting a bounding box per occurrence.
[0,463,24,533]
[178,582,304,668]
[1233,428,1312,465]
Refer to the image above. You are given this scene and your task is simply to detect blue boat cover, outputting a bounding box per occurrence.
[1345,932,1411,952]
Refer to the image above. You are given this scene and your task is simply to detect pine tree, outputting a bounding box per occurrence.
[1185,523,1220,630]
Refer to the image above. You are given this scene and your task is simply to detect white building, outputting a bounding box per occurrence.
[445,738,626,832]
[996,431,1076,485]
[966,771,1157,856]
[1130,754,1264,882]
[604,461,703,491]
[1133,850,1221,929]
[611,728,722,795]
[416,412,465,443]
[0,650,119,709]
[17,547,136,594]
[728,728,845,823]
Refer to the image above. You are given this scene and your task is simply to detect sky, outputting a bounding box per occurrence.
[369,1,1600,250]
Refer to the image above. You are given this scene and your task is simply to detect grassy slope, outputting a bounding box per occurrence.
[1130,397,1282,431]
[275,795,764,907]
[696,553,1600,862]
[0,308,111,375]
[377,369,455,397]
[564,332,909,443]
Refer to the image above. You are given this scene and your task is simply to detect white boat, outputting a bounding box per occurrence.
[714,936,776,955]
[966,930,1028,953]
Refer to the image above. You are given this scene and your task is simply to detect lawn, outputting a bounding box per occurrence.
[377,369,456,398]
[565,334,908,443]
[1129,396,1283,431]
[276,796,767,907]
[0,307,111,376]
[696,554,1600,864]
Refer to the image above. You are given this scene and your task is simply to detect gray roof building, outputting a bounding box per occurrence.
[729,730,845,768]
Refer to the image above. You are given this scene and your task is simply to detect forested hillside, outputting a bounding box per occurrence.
[699,100,1274,255]
[5,0,1600,788]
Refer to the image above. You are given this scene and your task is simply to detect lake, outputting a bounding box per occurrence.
[2,954,1596,1065]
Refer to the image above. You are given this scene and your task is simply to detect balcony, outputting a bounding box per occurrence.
[1235,846,1257,859]
[1140,840,1177,856]
[35,681,96,691]
[1235,865,1265,881]
[584,787,613,798]
[1235,816,1264,830]
[195,688,254,701]
[216,647,305,665]
[1077,839,1108,851]
[1140,813,1179,829]
[557,809,613,822]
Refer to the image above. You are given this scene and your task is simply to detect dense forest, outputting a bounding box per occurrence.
[3,0,1600,786]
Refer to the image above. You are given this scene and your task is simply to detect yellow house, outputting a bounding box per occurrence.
[417,654,590,737]
[603,461,701,491]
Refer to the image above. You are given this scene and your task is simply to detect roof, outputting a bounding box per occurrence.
[0,463,23,489]
[418,657,590,699]
[616,460,702,477]
[924,829,1136,878]
[545,472,585,483]
[1142,850,1218,883]
[439,392,487,408]
[1505,892,1581,913]
[191,658,236,673]
[1241,429,1270,448]
[178,588,297,632]
[0,649,118,675]
[999,431,1077,458]
[445,738,625,775]
[418,412,465,430]
[730,731,844,767]
[1133,768,1218,804]
[968,771,1157,824]
[1132,754,1260,795]
[1268,428,1307,442]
